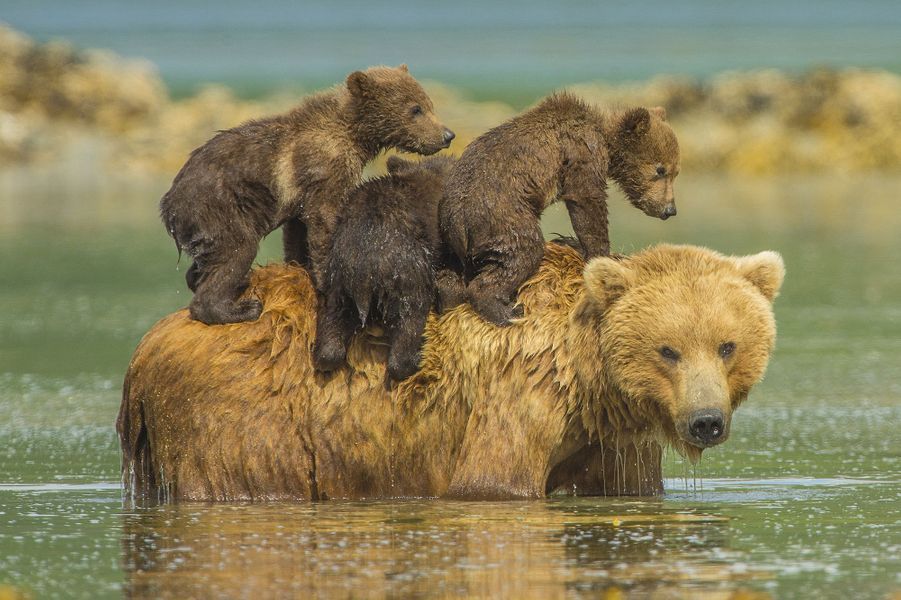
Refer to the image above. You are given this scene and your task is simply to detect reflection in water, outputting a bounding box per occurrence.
[120,501,767,599]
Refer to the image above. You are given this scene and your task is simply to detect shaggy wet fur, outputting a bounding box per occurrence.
[159,65,453,325]
[440,92,681,325]
[314,155,462,383]
[117,243,783,502]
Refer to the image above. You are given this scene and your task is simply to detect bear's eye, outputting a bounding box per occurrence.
[719,342,736,358]
[410,105,423,117]
[659,346,680,361]
[655,165,666,177]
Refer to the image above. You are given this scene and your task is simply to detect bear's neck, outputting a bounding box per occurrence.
[283,88,379,166]
[342,96,391,163]
[347,120,385,163]
[601,109,631,176]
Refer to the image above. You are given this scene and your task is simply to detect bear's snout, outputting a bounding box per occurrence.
[687,408,725,446]
[442,129,456,146]
[660,202,677,220]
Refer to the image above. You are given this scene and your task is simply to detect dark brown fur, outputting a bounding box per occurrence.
[314,155,463,382]
[159,65,454,324]
[439,92,680,325]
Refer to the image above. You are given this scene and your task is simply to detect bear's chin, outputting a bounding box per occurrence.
[674,440,704,465]
[400,141,446,156]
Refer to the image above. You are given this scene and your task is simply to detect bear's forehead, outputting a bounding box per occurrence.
[642,121,680,160]
[365,69,431,102]
[617,274,765,332]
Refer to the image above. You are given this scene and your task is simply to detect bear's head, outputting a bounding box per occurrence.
[347,65,455,156]
[572,244,784,462]
[609,107,680,221]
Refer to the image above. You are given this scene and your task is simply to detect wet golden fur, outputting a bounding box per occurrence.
[118,243,783,501]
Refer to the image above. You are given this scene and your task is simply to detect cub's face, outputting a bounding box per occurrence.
[577,245,784,462]
[612,107,681,220]
[347,65,455,155]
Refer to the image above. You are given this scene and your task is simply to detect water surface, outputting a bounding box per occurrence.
[1,173,899,598]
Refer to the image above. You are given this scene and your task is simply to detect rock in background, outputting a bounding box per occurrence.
[1,23,899,175]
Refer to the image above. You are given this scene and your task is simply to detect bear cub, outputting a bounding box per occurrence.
[314,155,461,383]
[160,65,454,325]
[440,92,680,325]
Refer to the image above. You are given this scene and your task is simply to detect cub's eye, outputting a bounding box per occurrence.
[410,105,423,116]
[655,165,666,177]
[659,346,680,361]
[719,342,736,358]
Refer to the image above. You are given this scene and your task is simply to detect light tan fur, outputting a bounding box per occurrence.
[118,243,783,501]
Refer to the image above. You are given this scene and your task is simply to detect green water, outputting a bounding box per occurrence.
[0,172,899,598]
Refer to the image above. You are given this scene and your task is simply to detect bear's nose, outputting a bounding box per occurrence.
[661,203,677,220]
[442,129,455,145]
[688,409,725,444]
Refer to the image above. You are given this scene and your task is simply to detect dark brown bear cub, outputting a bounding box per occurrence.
[440,92,680,326]
[160,65,454,325]
[314,155,460,382]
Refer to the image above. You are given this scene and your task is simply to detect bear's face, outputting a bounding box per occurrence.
[575,245,784,462]
[347,65,455,155]
[611,107,681,221]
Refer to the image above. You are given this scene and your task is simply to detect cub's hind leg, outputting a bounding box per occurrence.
[466,226,544,326]
[385,296,431,383]
[313,287,359,373]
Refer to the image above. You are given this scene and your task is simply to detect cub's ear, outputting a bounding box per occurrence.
[583,256,636,308]
[620,107,651,136]
[386,155,414,174]
[346,70,370,96]
[397,63,409,73]
[649,106,667,121]
[733,251,785,302]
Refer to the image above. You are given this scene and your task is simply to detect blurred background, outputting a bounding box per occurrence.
[0,2,899,599]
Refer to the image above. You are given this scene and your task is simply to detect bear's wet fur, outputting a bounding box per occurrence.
[118,242,783,502]
[159,65,454,325]
[440,92,680,325]
[314,155,462,383]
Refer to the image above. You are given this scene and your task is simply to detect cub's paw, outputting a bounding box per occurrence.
[313,342,347,373]
[435,270,467,312]
[189,296,262,325]
[470,297,524,327]
[233,298,263,322]
[387,359,420,383]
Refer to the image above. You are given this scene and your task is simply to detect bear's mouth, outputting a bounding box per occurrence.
[669,421,731,465]
[628,196,659,218]
[678,442,704,465]
[671,433,730,466]
[402,139,451,155]
[629,196,675,221]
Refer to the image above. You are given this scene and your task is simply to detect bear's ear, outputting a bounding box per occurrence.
[386,155,414,174]
[346,70,370,97]
[733,251,785,302]
[397,63,409,73]
[649,106,667,121]
[582,256,636,308]
[620,107,651,136]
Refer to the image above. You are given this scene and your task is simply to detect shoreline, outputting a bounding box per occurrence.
[1,24,900,175]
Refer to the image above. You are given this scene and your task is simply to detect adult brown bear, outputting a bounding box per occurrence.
[118,243,783,502]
